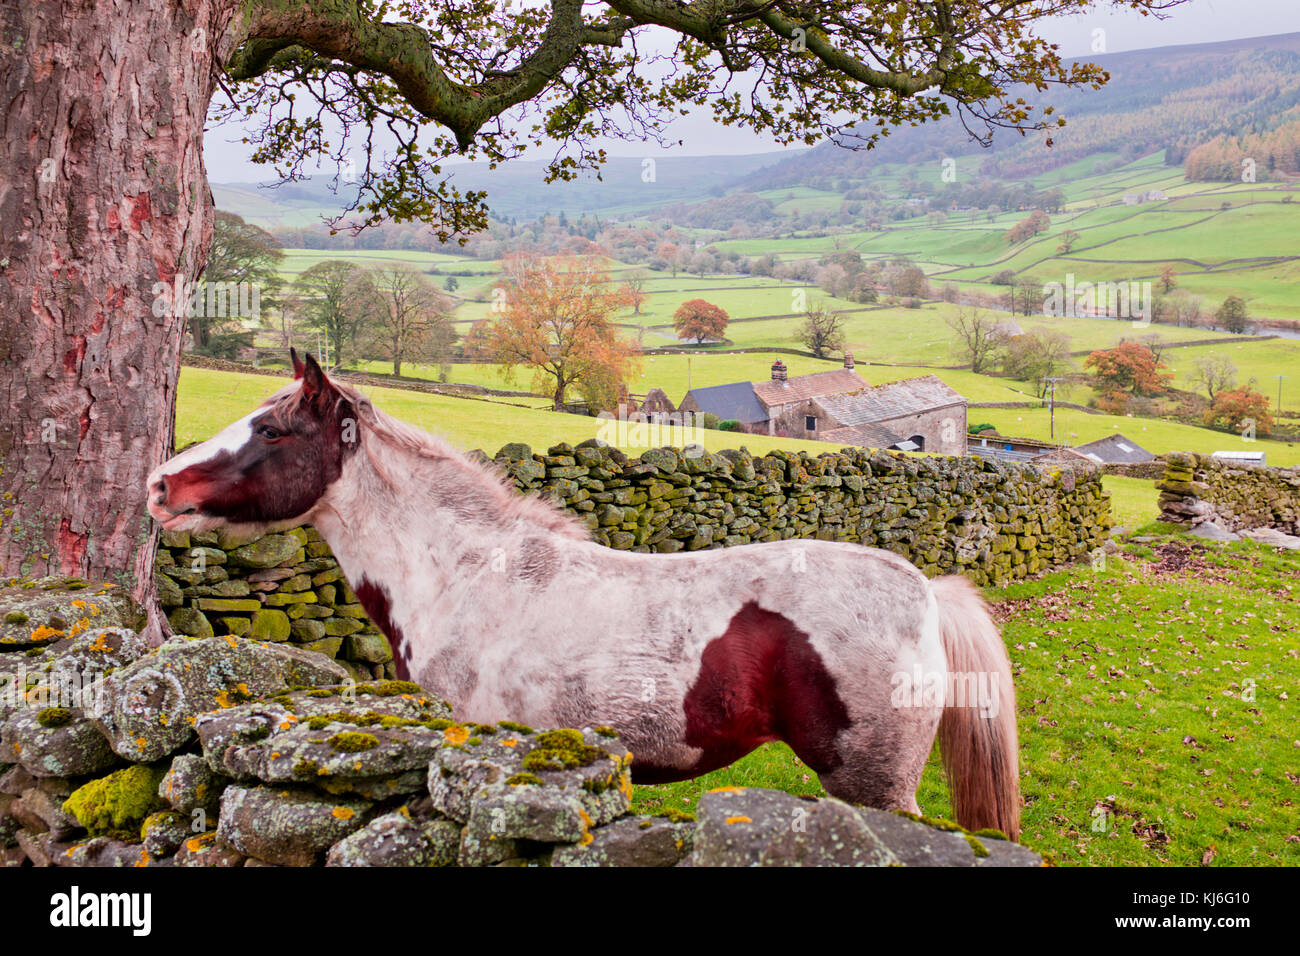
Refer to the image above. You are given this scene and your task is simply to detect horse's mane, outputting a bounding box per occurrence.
[264,378,588,540]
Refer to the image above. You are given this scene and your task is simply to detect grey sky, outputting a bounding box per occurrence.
[203,1,1299,178]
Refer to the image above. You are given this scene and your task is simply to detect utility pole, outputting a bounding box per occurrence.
[1277,375,1286,415]
[1044,377,1064,442]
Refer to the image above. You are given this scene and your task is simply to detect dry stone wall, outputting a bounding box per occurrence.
[1158,452,1300,532]
[495,441,1109,584]
[155,525,396,682]
[0,580,1042,867]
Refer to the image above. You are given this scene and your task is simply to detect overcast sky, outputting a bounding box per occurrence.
[203,0,1300,178]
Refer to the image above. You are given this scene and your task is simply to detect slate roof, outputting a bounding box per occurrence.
[681,381,769,424]
[814,375,966,427]
[1072,433,1155,464]
[821,422,907,450]
[753,368,869,409]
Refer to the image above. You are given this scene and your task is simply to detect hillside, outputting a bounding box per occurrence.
[742,31,1300,189]
[211,151,802,229]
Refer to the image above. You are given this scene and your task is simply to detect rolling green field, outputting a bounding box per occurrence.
[633,530,1300,866]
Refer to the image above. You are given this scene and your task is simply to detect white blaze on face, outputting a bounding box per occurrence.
[147,409,259,489]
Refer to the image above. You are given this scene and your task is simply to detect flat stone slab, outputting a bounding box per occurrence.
[195,681,451,798]
[1188,522,1239,542]
[1240,527,1300,550]
[218,785,372,866]
[0,578,140,650]
[552,815,694,867]
[326,807,461,867]
[93,636,349,762]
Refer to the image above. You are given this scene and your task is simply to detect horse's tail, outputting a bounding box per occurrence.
[930,575,1021,841]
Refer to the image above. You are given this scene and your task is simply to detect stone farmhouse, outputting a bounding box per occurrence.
[679,355,969,455]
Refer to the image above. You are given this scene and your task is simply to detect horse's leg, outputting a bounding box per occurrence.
[796,710,942,814]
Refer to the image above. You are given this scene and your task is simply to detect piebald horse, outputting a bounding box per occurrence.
[148,351,1020,838]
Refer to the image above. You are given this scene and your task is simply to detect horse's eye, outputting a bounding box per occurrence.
[256,423,285,440]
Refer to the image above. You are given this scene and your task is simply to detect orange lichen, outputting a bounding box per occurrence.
[331,807,355,821]
[725,816,752,825]
[443,724,470,746]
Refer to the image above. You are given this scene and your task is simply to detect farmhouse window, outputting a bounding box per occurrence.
[805,416,817,431]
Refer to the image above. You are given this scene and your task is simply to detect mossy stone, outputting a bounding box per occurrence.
[245,609,288,642]
[63,764,167,836]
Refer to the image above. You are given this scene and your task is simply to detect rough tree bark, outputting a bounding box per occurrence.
[0,1,235,639]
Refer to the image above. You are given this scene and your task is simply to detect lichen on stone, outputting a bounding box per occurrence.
[328,731,379,753]
[63,764,167,837]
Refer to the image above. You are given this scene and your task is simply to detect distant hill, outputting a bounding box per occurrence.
[211,151,803,229]
[740,31,1300,189]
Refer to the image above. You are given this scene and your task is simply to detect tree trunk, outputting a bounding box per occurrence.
[0,0,233,639]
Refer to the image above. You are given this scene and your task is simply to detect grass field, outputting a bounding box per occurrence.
[175,366,838,458]
[633,529,1300,866]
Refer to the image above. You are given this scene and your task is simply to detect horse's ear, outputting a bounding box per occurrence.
[290,347,306,380]
[299,351,335,413]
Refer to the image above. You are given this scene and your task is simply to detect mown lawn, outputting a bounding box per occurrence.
[632,531,1300,866]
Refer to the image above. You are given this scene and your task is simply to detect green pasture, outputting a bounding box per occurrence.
[174,366,837,458]
[1166,337,1300,410]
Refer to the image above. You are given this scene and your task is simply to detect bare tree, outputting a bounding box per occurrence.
[356,267,456,377]
[947,308,1008,373]
[1003,330,1073,399]
[1186,355,1238,400]
[799,305,847,359]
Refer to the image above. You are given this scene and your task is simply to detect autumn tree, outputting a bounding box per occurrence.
[1186,356,1238,401]
[1204,388,1274,435]
[674,299,730,343]
[624,270,649,315]
[1005,210,1051,244]
[1084,342,1173,397]
[355,267,456,376]
[947,308,1008,374]
[799,306,848,359]
[1056,229,1080,254]
[0,0,1186,635]
[485,255,637,411]
[291,261,371,369]
[1159,265,1178,294]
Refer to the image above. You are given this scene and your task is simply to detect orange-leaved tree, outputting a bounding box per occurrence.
[673,299,730,343]
[485,255,638,411]
[1084,342,1172,398]
[1204,388,1274,436]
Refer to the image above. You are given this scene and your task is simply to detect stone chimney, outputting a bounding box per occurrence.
[843,352,854,370]
[770,359,788,382]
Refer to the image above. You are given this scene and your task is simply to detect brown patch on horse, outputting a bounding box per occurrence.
[354,576,411,682]
[633,602,851,784]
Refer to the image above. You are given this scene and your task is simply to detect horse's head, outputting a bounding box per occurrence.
[146,349,358,534]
